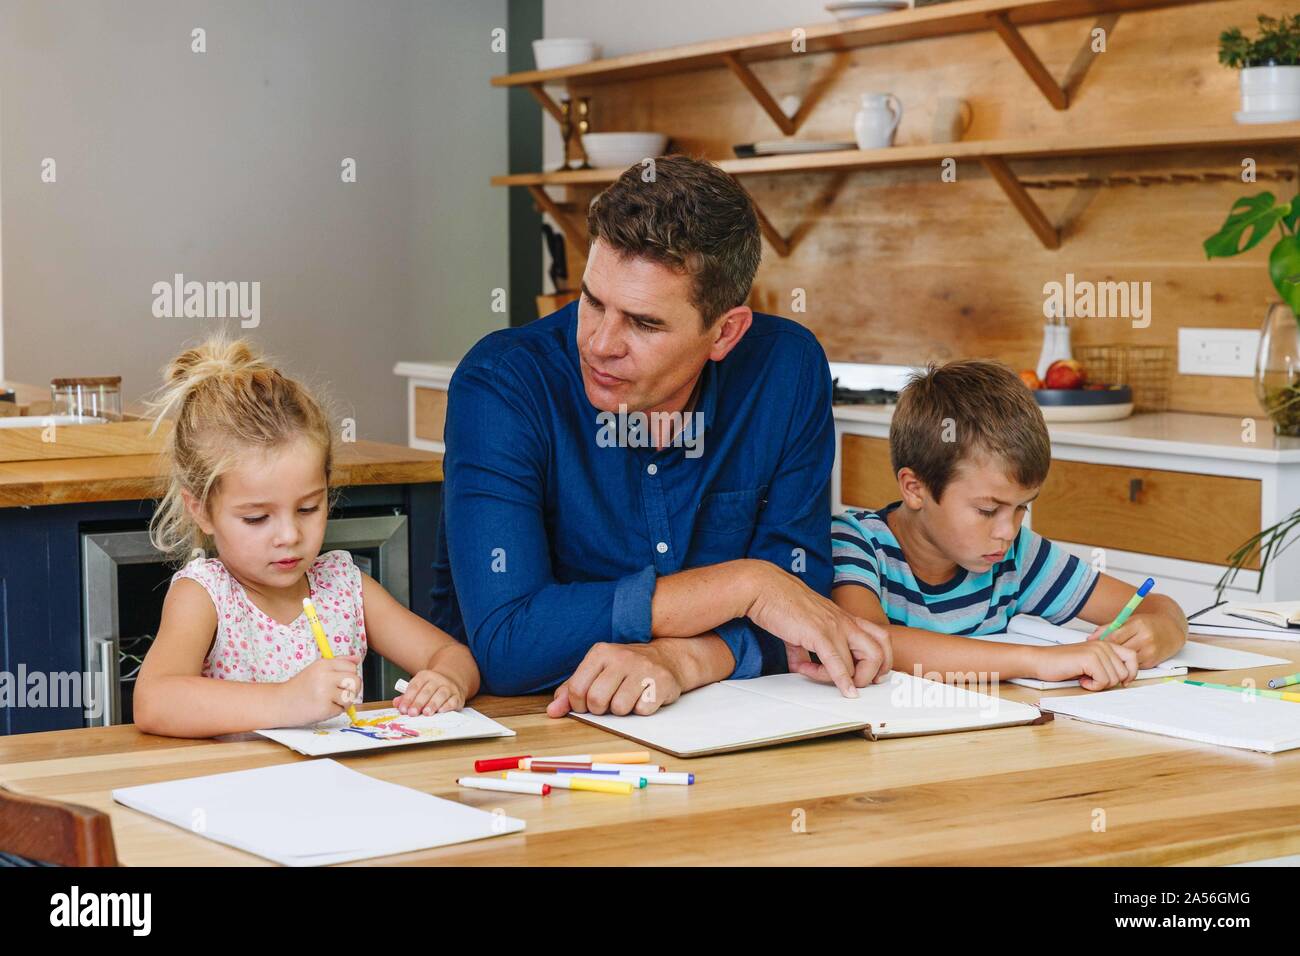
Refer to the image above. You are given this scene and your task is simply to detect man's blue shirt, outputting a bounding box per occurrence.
[430,301,834,695]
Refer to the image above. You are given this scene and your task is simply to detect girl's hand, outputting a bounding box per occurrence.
[394,670,466,715]
[279,655,363,725]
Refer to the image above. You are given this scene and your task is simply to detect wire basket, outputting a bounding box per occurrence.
[1073,344,1172,412]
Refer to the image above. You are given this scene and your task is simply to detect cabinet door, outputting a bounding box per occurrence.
[840,435,897,511]
[1032,460,1261,569]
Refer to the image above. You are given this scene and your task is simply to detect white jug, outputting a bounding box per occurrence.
[854,92,902,150]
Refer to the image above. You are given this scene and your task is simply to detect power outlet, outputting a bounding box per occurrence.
[1177,328,1261,377]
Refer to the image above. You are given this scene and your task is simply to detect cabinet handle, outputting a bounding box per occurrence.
[1129,478,1143,503]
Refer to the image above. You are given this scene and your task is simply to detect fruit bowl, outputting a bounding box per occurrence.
[1033,384,1133,422]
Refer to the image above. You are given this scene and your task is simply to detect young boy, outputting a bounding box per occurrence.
[832,359,1187,691]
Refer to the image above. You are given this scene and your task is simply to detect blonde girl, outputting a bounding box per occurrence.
[133,335,478,737]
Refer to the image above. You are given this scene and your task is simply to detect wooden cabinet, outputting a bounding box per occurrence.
[1033,460,1261,570]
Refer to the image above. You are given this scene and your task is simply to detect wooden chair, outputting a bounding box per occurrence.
[0,789,118,866]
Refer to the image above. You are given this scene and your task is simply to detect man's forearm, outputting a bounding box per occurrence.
[650,559,766,638]
[649,634,736,691]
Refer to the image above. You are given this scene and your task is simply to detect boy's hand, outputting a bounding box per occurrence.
[1034,642,1139,691]
[1086,613,1184,668]
[280,655,363,725]
[394,670,466,715]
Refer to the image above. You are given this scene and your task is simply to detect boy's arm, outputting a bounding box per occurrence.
[833,584,1140,690]
[1076,573,1188,667]
[360,572,481,713]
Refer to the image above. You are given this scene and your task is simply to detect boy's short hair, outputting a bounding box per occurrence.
[890,360,1051,502]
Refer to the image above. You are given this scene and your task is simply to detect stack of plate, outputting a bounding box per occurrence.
[825,0,911,19]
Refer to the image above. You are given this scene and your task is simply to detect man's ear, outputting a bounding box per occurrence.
[181,488,216,536]
[897,468,928,510]
[706,305,753,363]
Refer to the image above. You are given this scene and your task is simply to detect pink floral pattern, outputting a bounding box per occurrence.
[173,550,367,685]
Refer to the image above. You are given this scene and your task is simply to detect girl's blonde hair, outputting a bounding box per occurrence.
[146,333,336,561]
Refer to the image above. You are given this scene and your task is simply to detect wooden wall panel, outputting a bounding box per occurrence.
[561,0,1299,417]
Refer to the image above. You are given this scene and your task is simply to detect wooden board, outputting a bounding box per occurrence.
[0,419,172,463]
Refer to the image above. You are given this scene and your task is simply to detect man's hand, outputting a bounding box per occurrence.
[547,642,691,718]
[744,562,892,697]
[1087,611,1185,668]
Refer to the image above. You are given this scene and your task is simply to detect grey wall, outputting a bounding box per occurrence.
[0,0,508,443]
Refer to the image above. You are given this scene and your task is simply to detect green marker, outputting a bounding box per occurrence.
[1098,577,1155,641]
[1268,672,1300,690]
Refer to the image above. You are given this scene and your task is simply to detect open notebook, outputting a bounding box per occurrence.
[256,706,514,756]
[570,671,1043,758]
[979,615,1285,688]
[112,758,525,865]
[1189,601,1300,640]
[1040,681,1300,753]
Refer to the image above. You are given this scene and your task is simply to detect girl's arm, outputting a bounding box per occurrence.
[360,572,481,714]
[134,579,360,737]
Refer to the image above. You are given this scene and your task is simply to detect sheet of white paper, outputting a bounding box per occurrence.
[1039,681,1300,753]
[255,706,514,756]
[723,671,1040,735]
[111,758,525,865]
[1165,641,1288,671]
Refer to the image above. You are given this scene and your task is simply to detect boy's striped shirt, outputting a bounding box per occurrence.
[831,501,1099,635]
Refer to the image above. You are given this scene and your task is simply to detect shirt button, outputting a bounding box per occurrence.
[655,541,668,554]
[646,464,658,476]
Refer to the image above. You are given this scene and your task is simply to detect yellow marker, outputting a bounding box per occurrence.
[303,597,359,725]
[504,771,633,795]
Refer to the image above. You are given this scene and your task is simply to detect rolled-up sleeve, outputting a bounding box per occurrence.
[443,363,656,695]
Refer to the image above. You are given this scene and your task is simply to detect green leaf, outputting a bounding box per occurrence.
[1203,192,1289,258]
[1284,194,1300,233]
[1269,235,1300,314]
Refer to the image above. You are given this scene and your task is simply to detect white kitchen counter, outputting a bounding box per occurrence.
[833,407,1300,465]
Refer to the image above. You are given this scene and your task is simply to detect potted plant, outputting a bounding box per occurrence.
[1220,14,1300,121]
[1203,190,1300,437]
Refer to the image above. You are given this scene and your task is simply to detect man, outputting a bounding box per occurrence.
[432,155,890,717]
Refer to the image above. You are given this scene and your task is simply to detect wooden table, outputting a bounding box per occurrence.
[4,636,1300,866]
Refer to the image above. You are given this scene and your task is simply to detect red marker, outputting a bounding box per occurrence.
[474,755,532,773]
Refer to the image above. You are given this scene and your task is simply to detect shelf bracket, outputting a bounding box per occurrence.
[988,12,1069,110]
[751,200,793,257]
[722,53,797,136]
[979,156,1060,250]
[526,185,588,251]
[525,83,566,124]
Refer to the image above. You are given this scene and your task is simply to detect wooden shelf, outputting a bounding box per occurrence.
[497,0,1204,120]
[496,124,1300,253]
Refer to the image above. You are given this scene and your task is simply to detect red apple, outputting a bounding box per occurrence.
[1044,359,1086,389]
[1018,369,1043,390]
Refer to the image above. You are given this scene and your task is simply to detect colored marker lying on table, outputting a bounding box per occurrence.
[1268,672,1300,690]
[1097,577,1155,641]
[521,759,665,773]
[505,771,636,794]
[458,776,550,796]
[303,597,359,725]
[559,768,694,786]
[535,752,651,764]
[1178,678,1300,703]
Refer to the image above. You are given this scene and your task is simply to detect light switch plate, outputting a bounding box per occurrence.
[1177,328,1261,377]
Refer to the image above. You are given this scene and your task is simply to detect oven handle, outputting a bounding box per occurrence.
[91,636,119,727]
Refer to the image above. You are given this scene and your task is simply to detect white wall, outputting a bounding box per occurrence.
[0,0,508,442]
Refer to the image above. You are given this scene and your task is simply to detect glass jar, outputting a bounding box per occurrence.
[50,376,122,421]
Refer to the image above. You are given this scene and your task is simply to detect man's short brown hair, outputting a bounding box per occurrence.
[586,155,761,328]
[890,360,1051,502]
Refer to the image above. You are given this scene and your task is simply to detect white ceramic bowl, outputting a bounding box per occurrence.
[581,132,668,169]
[532,38,600,71]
